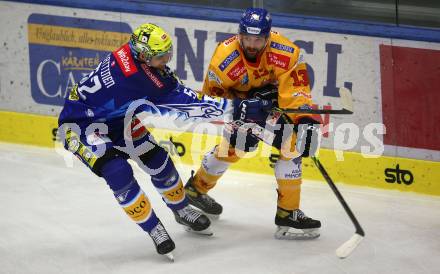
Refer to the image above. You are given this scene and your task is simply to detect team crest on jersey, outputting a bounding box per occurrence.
[227,60,246,81]
[270,42,294,53]
[113,44,138,77]
[267,52,290,70]
[219,50,240,71]
[208,70,222,85]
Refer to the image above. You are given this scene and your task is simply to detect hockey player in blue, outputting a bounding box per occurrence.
[58,23,271,261]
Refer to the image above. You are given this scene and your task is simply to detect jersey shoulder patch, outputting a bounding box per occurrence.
[222,35,238,46]
[270,41,295,54]
[113,44,138,77]
[218,49,240,72]
[269,33,298,55]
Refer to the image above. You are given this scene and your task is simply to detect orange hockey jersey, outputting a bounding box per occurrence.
[202,31,313,123]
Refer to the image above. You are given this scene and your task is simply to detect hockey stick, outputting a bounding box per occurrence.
[274,108,352,115]
[311,156,365,258]
[273,87,354,115]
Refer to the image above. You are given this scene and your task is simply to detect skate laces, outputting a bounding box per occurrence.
[200,193,217,206]
[178,206,201,223]
[150,223,170,245]
[293,209,310,221]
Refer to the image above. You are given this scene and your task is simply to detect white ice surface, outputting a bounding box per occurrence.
[1,143,439,274]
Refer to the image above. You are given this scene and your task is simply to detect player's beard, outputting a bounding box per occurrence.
[243,46,261,61]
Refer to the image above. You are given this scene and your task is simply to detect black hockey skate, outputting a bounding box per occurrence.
[148,221,175,261]
[184,171,223,219]
[274,207,321,240]
[173,205,213,236]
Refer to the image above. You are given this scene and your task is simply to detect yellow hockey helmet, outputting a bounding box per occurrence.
[129,23,173,62]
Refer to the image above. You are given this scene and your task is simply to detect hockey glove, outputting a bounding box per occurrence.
[233,98,272,122]
[295,117,321,157]
[248,84,278,104]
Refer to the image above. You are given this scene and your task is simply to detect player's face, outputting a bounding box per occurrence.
[149,50,173,70]
[239,34,268,59]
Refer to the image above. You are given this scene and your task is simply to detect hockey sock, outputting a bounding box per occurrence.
[275,157,302,210]
[139,147,187,211]
[193,141,240,194]
[101,158,159,232]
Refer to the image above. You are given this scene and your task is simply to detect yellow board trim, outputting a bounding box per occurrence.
[0,111,58,147]
[1,110,439,196]
[28,23,130,52]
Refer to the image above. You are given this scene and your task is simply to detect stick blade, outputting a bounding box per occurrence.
[339,87,354,113]
[336,233,364,259]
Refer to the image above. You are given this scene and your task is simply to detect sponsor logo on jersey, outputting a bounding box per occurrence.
[208,69,222,85]
[219,50,240,71]
[267,52,290,70]
[140,64,164,88]
[227,60,247,81]
[283,157,302,179]
[270,42,294,53]
[113,44,138,77]
[223,35,237,46]
[293,91,312,99]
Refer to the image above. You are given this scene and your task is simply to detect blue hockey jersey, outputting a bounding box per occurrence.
[58,43,232,127]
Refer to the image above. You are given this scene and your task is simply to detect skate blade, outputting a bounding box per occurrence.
[274,226,320,240]
[184,226,213,236]
[163,252,174,262]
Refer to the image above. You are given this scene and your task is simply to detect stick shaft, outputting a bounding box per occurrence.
[274,108,353,114]
[311,157,364,236]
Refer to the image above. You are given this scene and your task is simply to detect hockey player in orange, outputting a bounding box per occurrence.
[184,8,322,239]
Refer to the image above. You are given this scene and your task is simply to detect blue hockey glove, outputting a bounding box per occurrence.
[233,98,272,122]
